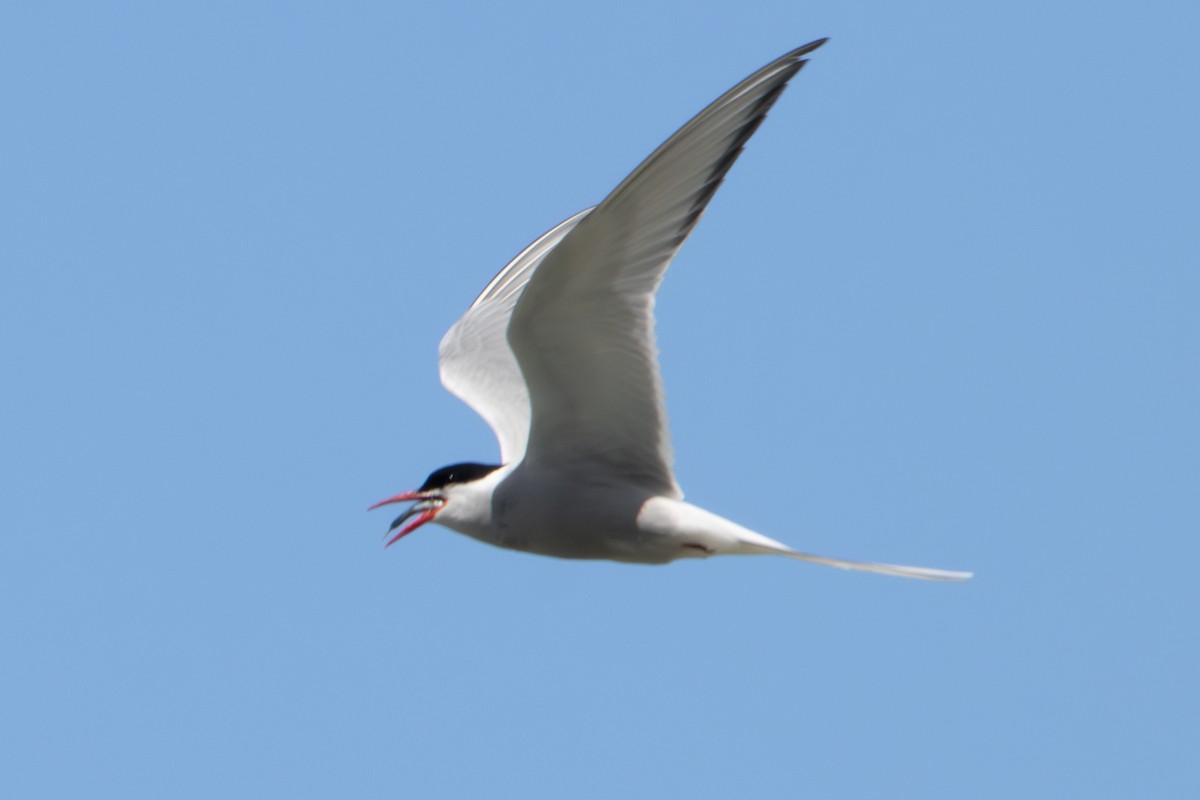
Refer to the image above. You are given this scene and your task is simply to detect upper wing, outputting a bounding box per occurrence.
[509,40,828,498]
[438,208,593,463]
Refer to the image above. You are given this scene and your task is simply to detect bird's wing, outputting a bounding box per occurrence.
[509,39,828,498]
[438,208,593,464]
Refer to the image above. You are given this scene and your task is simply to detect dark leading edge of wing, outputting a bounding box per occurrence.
[597,38,827,260]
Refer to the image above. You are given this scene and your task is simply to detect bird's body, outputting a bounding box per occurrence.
[429,463,783,564]
[441,463,668,562]
[371,39,972,582]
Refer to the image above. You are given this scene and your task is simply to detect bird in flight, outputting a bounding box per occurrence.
[371,39,972,581]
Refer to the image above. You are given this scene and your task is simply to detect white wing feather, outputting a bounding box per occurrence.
[509,40,828,497]
[438,208,593,463]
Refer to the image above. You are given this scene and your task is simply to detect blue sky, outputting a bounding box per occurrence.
[3,1,1198,797]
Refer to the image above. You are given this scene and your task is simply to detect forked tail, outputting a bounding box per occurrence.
[780,549,972,582]
[640,498,972,580]
[730,525,972,581]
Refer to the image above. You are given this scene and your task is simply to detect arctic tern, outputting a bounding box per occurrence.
[371,39,972,581]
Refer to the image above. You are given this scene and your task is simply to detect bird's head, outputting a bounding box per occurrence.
[369,462,503,546]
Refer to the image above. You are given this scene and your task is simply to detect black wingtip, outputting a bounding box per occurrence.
[785,38,829,66]
[796,37,830,56]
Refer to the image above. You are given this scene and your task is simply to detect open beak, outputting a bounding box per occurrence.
[368,491,445,547]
